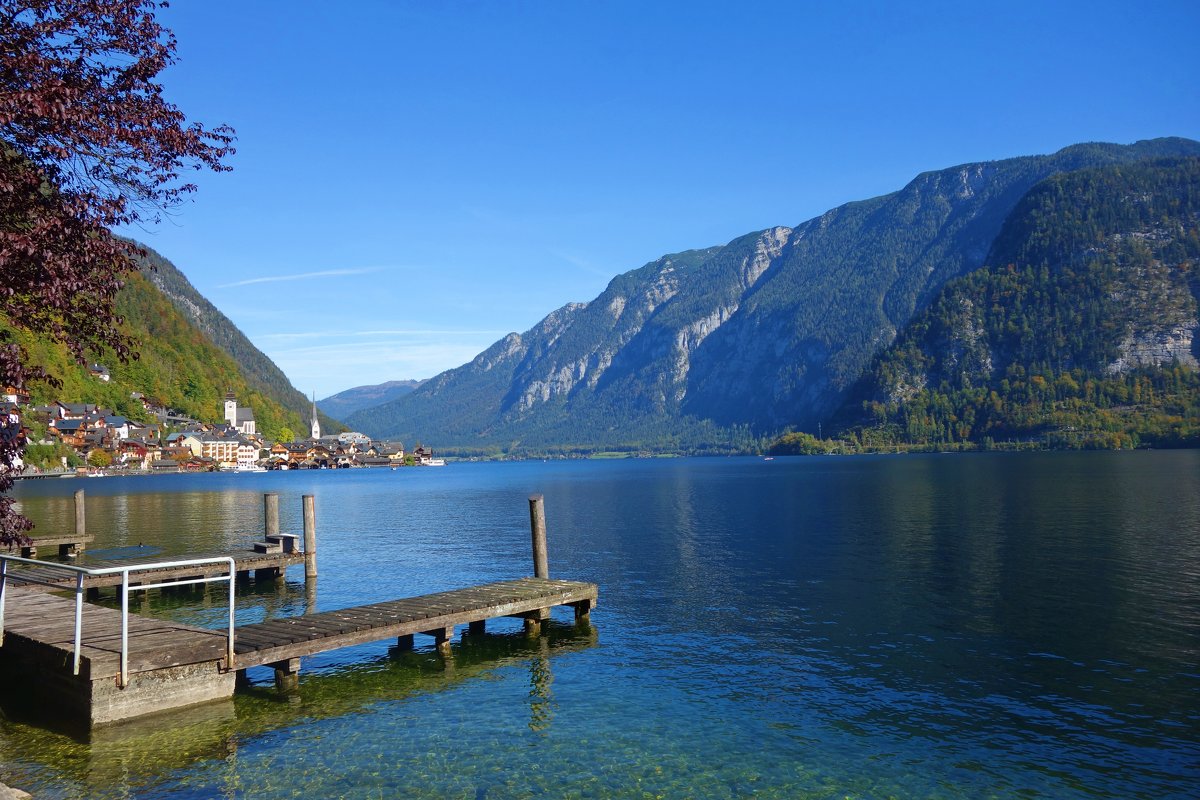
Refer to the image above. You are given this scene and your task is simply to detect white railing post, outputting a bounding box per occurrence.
[73,572,84,675]
[226,557,236,669]
[120,569,130,688]
[0,557,7,646]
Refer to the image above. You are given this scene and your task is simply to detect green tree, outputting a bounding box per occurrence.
[86,449,112,469]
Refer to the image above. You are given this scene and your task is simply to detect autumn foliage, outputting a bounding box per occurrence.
[0,0,233,541]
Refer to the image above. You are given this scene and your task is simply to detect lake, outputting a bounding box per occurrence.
[4,452,1199,798]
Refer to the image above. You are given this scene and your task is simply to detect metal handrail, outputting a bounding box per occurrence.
[0,554,236,688]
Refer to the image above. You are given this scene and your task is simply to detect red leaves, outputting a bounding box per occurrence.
[1,0,234,542]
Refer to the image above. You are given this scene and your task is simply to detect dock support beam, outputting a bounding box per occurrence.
[395,634,414,650]
[424,626,454,657]
[303,495,318,578]
[468,619,486,636]
[272,658,301,691]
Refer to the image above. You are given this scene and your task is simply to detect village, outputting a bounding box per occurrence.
[3,381,440,475]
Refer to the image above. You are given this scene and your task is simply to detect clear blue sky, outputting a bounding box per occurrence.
[121,0,1200,399]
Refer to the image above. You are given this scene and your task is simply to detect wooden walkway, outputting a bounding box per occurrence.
[233,577,597,670]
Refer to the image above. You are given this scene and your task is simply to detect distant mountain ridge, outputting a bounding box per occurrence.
[347,138,1200,454]
[318,380,423,422]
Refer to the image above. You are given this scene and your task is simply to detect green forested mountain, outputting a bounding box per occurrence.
[814,157,1200,451]
[5,244,325,440]
[348,138,1200,455]
[136,244,342,434]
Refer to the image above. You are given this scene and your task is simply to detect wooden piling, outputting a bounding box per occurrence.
[528,495,551,631]
[529,494,549,579]
[263,492,279,539]
[74,489,86,550]
[303,495,317,578]
[273,658,301,692]
[425,626,454,658]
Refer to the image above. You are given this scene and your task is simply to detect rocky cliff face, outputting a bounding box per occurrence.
[347,139,1200,451]
[857,156,1200,416]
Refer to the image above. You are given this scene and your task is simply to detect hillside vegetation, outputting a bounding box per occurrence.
[785,157,1200,453]
[5,247,316,440]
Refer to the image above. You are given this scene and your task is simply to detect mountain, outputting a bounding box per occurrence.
[816,156,1200,450]
[7,244,325,440]
[318,380,423,422]
[135,244,342,433]
[347,138,1200,455]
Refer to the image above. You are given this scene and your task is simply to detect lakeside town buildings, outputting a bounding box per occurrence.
[4,384,430,474]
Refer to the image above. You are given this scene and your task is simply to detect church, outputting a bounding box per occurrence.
[223,391,256,436]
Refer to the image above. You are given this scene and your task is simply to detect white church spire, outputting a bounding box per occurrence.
[310,392,321,440]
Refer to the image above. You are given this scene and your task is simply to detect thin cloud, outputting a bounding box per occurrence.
[547,248,618,279]
[259,329,508,343]
[217,267,385,289]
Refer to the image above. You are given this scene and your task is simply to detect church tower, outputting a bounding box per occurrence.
[310,392,321,440]
[224,391,237,428]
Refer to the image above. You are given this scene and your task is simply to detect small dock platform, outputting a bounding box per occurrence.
[18,532,94,559]
[5,548,304,593]
[0,586,232,726]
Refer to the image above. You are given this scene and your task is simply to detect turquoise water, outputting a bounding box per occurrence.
[5,452,1200,798]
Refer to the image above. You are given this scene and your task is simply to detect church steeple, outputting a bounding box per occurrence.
[310,392,321,440]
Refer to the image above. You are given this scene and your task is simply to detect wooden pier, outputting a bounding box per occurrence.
[235,577,596,689]
[0,493,598,726]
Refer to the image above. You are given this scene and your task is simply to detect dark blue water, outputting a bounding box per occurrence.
[6,452,1200,798]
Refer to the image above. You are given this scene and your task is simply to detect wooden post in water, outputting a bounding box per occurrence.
[263,492,279,539]
[273,657,300,692]
[303,495,317,578]
[529,494,549,579]
[74,489,86,550]
[527,494,550,635]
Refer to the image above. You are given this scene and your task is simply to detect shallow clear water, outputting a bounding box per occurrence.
[5,452,1200,798]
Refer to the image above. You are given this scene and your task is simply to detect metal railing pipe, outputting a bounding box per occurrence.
[73,572,84,675]
[120,569,130,688]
